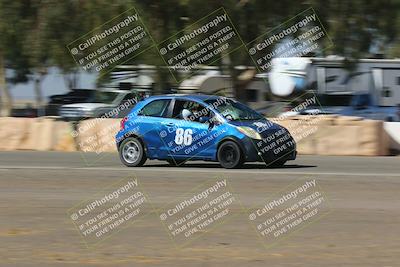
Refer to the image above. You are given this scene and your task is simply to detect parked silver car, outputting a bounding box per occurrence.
[59,90,144,120]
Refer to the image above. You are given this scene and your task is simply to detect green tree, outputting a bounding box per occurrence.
[0,1,32,116]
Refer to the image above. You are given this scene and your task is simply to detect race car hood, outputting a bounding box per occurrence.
[228,119,283,131]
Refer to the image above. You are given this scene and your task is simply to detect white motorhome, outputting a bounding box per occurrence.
[270,57,400,121]
[269,57,400,107]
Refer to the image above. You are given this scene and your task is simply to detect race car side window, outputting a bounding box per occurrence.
[172,100,212,122]
[139,99,170,117]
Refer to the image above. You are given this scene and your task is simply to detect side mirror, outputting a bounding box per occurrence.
[207,116,223,129]
[199,116,210,123]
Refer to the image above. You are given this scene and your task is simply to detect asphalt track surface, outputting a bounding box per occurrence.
[0,151,399,267]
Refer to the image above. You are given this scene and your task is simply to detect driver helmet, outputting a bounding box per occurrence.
[181,109,193,120]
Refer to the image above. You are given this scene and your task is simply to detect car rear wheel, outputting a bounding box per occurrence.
[217,141,243,169]
[119,137,147,167]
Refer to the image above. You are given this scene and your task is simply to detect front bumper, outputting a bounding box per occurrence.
[241,131,297,163]
[59,108,93,121]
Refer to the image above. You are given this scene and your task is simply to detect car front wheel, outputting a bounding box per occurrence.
[217,141,244,169]
[119,137,147,167]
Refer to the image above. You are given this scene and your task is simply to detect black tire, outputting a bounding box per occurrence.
[119,137,147,167]
[217,141,244,169]
[166,159,186,166]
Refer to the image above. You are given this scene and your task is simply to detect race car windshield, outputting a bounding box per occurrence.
[205,99,264,121]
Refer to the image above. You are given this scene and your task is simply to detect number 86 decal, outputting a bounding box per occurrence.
[175,128,193,145]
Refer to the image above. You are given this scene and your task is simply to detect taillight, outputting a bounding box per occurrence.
[120,117,128,130]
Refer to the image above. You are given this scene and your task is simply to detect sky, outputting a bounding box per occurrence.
[7,67,97,101]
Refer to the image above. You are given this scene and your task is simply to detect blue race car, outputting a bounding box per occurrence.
[116,94,296,169]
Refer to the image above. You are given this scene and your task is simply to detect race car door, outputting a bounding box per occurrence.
[135,98,172,159]
[159,99,220,161]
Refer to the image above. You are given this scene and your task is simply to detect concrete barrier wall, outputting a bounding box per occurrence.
[75,119,120,153]
[384,122,400,152]
[0,117,31,151]
[0,117,75,151]
[274,116,389,156]
[0,116,392,156]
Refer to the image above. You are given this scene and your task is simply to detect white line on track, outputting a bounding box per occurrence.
[0,165,399,177]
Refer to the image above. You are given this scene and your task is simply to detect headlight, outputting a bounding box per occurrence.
[237,126,262,140]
